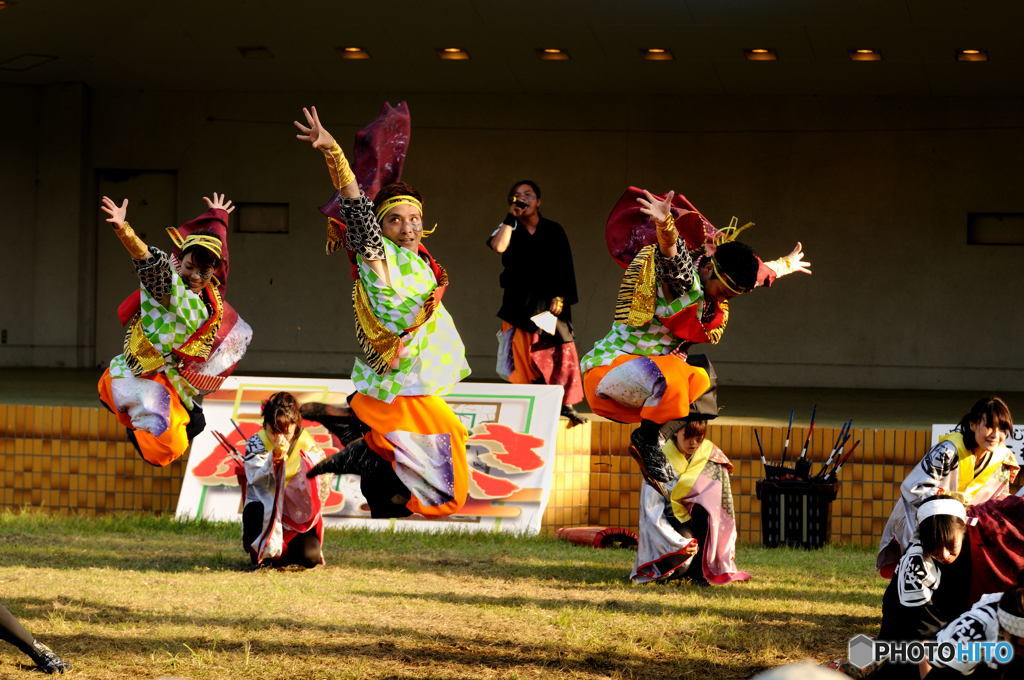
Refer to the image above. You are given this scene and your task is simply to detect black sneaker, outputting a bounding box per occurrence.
[629,427,672,498]
[301,402,368,446]
[307,439,382,479]
[30,642,71,675]
[306,451,347,478]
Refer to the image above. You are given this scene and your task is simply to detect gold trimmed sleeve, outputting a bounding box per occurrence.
[114,222,150,259]
[655,214,679,252]
[321,142,356,191]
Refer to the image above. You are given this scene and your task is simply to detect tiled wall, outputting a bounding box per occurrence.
[0,405,185,513]
[2,404,931,545]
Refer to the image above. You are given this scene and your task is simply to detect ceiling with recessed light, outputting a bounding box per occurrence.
[1,0,1023,95]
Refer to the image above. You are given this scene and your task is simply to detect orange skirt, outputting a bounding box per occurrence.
[350,392,468,518]
[583,354,710,424]
[97,369,191,467]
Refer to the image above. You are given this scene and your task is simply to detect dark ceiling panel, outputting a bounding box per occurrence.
[0,0,1022,95]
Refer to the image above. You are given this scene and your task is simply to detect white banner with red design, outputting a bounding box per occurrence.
[174,376,564,534]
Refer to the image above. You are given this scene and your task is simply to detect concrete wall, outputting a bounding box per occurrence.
[3,84,1023,390]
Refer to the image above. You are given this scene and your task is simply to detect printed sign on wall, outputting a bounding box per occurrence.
[175,376,564,534]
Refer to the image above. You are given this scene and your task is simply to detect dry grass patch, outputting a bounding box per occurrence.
[0,512,884,679]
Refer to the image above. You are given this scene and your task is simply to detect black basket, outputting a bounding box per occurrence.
[755,475,839,549]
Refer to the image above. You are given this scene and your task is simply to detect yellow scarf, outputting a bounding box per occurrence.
[258,427,316,482]
[667,438,715,523]
[939,431,1018,501]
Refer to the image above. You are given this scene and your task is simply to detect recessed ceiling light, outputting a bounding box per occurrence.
[437,47,470,61]
[0,54,56,71]
[956,48,988,62]
[744,48,777,61]
[641,48,673,61]
[537,48,570,61]
[238,46,274,59]
[848,48,882,62]
[337,46,370,60]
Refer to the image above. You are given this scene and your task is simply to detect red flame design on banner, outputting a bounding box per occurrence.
[469,423,545,474]
[468,469,521,500]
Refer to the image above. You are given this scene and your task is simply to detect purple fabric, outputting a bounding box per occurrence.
[353,101,410,201]
[385,430,456,508]
[319,101,412,223]
[676,469,751,584]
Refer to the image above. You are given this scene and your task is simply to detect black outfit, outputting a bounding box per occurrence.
[869,542,974,680]
[879,540,973,642]
[241,503,323,568]
[304,414,412,520]
[664,505,711,585]
[495,217,578,346]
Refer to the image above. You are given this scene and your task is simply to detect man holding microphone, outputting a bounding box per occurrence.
[487,180,586,426]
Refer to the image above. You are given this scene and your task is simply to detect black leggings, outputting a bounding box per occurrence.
[665,504,711,581]
[306,417,412,519]
[0,603,37,659]
[241,502,322,568]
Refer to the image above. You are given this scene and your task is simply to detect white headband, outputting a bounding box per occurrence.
[918,498,967,523]
[998,606,1024,637]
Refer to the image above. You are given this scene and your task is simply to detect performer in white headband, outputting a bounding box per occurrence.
[997,603,1024,638]
[917,497,968,523]
[926,585,1024,678]
[878,495,972,652]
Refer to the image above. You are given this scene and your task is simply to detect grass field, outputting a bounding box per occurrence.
[0,512,885,679]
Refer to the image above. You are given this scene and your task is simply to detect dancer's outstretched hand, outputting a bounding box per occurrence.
[203,192,235,214]
[100,196,129,226]
[293,105,337,151]
[636,189,675,226]
[781,242,812,275]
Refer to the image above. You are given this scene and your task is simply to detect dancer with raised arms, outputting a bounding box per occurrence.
[293,106,470,519]
[98,193,252,466]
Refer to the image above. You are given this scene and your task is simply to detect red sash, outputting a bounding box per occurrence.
[660,300,728,345]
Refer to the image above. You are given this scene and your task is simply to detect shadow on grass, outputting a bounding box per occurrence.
[346,588,879,630]
[0,541,249,573]
[5,596,768,680]
[0,544,886,605]
[0,533,636,582]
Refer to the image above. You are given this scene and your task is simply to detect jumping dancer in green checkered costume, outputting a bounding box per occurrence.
[294,105,471,519]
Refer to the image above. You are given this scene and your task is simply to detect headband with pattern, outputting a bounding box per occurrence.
[997,605,1024,637]
[166,227,223,258]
